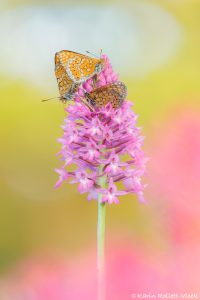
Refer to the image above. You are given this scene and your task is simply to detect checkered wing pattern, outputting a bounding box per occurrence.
[85,82,127,109]
[55,50,104,83]
[54,64,79,101]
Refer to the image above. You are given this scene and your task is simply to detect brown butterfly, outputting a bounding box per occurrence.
[84,82,127,109]
[54,50,105,102]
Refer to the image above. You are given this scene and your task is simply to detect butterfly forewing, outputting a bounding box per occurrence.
[55,50,104,84]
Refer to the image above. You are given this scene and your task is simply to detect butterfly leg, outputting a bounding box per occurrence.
[80,96,95,112]
[92,74,98,89]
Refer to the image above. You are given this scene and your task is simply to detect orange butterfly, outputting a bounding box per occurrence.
[55,50,105,102]
[84,82,127,109]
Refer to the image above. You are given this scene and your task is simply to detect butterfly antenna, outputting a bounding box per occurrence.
[86,51,99,59]
[100,49,103,57]
[41,97,60,102]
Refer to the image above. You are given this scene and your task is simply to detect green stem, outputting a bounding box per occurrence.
[97,175,106,300]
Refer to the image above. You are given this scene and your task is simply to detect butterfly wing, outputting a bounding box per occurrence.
[85,82,127,109]
[55,50,104,84]
[55,63,78,101]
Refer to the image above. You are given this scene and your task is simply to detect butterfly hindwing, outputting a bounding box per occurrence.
[85,82,127,109]
[55,64,78,101]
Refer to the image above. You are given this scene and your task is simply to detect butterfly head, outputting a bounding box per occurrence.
[95,58,105,74]
[60,83,79,103]
[61,94,73,102]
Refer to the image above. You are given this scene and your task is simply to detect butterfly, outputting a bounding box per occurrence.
[84,82,127,109]
[55,50,105,102]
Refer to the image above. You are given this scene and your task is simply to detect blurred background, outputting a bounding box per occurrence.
[0,0,200,299]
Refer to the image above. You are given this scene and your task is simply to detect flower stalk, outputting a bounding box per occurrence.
[97,199,106,300]
[97,167,106,300]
